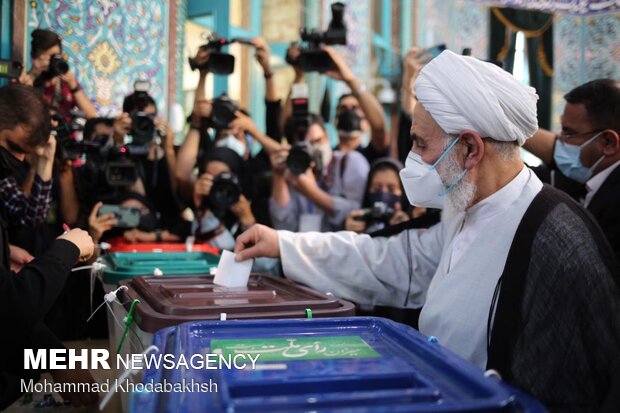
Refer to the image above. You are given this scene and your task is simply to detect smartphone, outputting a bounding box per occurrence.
[425,44,447,59]
[98,205,141,228]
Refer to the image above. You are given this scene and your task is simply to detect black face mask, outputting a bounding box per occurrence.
[336,109,363,133]
[367,191,401,209]
[0,146,29,184]
[137,213,158,232]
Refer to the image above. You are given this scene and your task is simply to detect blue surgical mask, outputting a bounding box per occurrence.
[553,132,605,183]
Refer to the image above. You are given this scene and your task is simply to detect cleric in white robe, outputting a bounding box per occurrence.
[235,50,620,411]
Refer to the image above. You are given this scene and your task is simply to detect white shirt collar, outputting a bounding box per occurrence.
[584,159,620,207]
[465,165,530,223]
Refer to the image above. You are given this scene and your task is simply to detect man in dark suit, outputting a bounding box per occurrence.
[523,78,620,262]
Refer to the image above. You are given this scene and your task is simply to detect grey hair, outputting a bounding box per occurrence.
[487,139,520,161]
[442,133,519,162]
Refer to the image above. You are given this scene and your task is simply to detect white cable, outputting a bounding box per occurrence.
[90,261,107,314]
[87,286,127,323]
[71,265,94,272]
[185,236,195,252]
[98,345,159,411]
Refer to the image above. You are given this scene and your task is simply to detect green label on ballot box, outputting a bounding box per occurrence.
[211,336,381,361]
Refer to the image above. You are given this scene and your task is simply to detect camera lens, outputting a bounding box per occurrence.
[130,112,155,145]
[209,172,241,210]
[210,94,239,130]
[50,54,69,76]
[286,144,313,175]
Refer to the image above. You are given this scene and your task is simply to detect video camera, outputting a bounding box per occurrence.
[104,158,139,187]
[287,2,347,72]
[206,172,242,214]
[209,93,239,130]
[51,111,101,161]
[0,60,23,79]
[354,201,395,233]
[189,35,254,75]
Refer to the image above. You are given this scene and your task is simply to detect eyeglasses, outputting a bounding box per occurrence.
[558,129,605,143]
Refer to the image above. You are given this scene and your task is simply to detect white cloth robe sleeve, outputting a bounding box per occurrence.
[277,222,446,308]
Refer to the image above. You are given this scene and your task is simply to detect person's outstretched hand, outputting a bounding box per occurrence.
[234,224,280,261]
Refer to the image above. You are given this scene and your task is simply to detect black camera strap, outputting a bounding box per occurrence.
[339,153,348,198]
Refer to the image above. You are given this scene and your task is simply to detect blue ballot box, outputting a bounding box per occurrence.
[129,317,546,412]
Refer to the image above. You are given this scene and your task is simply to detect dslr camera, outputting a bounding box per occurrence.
[189,35,254,75]
[355,201,396,233]
[287,2,347,72]
[286,141,324,176]
[209,93,239,130]
[128,80,160,151]
[207,172,242,213]
[48,54,69,77]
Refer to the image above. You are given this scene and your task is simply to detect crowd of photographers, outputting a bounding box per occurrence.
[0,4,438,405]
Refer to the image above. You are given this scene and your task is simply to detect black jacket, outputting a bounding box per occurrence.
[587,164,620,264]
[0,239,79,409]
[488,185,620,411]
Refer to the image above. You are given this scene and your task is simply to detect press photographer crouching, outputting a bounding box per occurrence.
[192,147,255,250]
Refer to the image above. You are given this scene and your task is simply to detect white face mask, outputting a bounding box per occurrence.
[216,135,246,158]
[314,142,333,171]
[399,137,467,209]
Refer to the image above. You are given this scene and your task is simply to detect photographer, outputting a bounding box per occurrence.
[285,44,389,164]
[117,88,181,229]
[344,157,439,236]
[25,29,97,120]
[87,194,190,247]
[344,158,409,234]
[71,117,120,218]
[192,148,255,250]
[175,48,281,225]
[270,114,368,232]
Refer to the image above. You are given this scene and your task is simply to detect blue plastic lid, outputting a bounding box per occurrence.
[131,317,546,412]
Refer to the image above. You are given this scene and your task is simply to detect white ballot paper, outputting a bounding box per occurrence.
[213,250,253,288]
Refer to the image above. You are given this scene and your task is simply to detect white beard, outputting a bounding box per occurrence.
[436,143,476,212]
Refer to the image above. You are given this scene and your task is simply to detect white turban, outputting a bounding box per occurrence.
[414,50,539,146]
